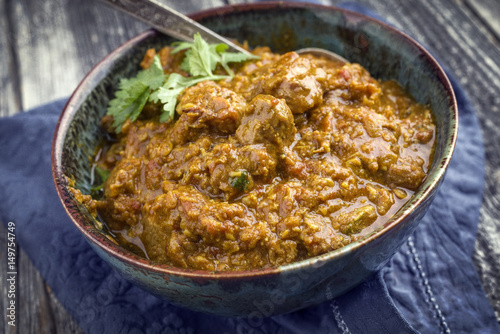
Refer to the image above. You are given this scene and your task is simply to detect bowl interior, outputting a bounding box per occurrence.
[53,3,456,277]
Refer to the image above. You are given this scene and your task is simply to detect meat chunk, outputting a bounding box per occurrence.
[386,157,426,190]
[205,143,277,196]
[324,63,380,101]
[140,48,156,69]
[174,81,247,139]
[337,205,378,235]
[236,94,296,146]
[300,213,352,256]
[252,52,326,113]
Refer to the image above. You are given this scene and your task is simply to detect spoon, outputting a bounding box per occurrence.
[100,0,348,64]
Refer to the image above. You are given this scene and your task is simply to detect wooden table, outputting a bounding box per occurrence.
[1,0,499,332]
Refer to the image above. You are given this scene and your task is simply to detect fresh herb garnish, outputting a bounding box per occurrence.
[107,55,166,132]
[106,33,259,132]
[229,170,253,192]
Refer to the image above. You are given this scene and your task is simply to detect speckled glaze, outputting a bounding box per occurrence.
[52,2,457,316]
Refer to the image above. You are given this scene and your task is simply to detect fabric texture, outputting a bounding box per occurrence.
[1,3,499,333]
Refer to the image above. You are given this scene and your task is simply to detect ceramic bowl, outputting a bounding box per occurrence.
[52,2,457,316]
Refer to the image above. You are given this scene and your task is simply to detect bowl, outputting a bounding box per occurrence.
[52,2,457,317]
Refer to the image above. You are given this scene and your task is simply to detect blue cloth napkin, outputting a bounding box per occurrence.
[1,4,499,334]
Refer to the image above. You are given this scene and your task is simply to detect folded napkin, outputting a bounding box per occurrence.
[1,3,499,334]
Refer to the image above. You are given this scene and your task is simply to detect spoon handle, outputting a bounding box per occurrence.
[100,0,252,55]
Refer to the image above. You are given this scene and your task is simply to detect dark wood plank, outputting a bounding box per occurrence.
[7,0,86,111]
[465,0,500,43]
[0,0,20,117]
[47,285,85,334]
[17,246,57,334]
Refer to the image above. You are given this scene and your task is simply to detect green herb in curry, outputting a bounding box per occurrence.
[229,170,253,192]
[90,165,111,198]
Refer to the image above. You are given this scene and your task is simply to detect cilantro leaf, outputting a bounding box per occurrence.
[152,74,188,122]
[172,33,258,79]
[221,51,259,76]
[106,33,260,132]
[107,81,150,132]
[171,41,194,54]
[136,55,166,90]
[188,33,215,76]
[106,55,166,132]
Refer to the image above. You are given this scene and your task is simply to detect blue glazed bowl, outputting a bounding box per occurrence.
[52,2,457,316]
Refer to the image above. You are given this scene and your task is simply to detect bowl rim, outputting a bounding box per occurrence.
[52,1,458,280]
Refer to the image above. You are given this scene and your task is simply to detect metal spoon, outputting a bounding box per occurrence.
[100,0,348,64]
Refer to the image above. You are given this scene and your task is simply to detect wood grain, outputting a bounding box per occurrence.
[0,0,499,332]
[0,0,20,117]
[465,0,500,43]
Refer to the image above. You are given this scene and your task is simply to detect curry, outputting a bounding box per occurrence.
[79,45,435,271]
